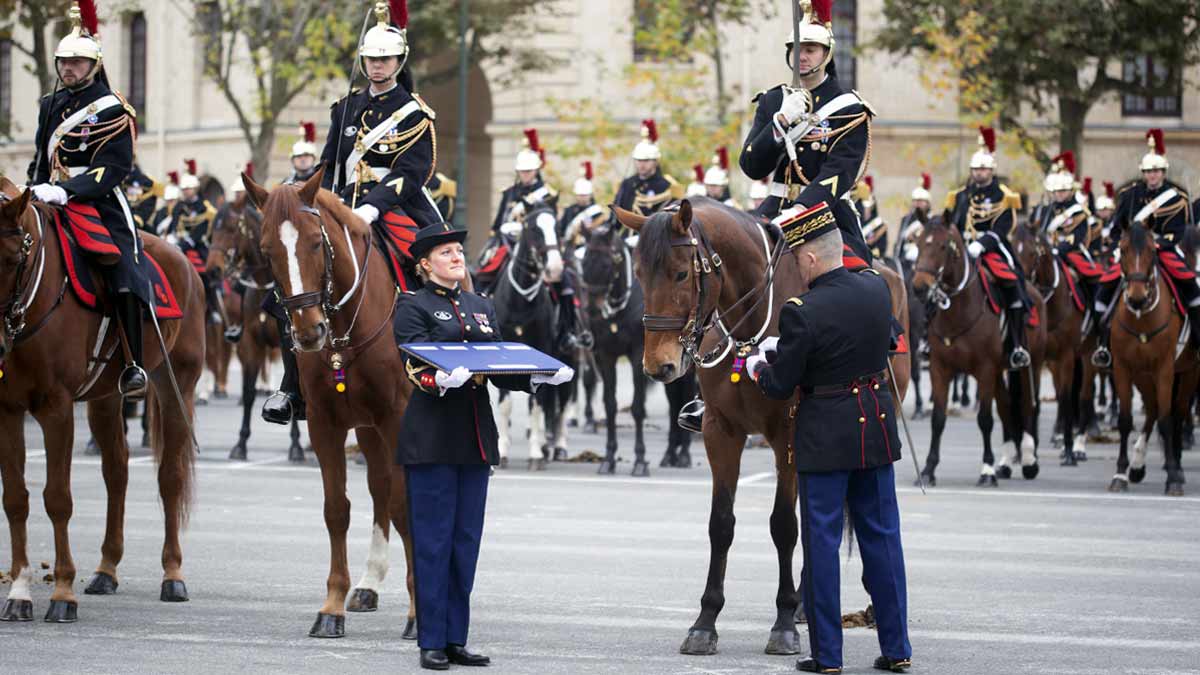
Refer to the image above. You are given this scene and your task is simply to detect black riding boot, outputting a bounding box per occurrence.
[556,292,578,352]
[678,396,704,433]
[116,292,149,400]
[1091,282,1119,368]
[261,319,306,425]
[1006,306,1031,370]
[1188,305,1200,351]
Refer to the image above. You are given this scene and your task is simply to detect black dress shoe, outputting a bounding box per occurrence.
[677,398,704,433]
[419,649,450,671]
[261,392,306,425]
[873,655,912,672]
[796,658,842,673]
[446,644,490,666]
[119,365,149,401]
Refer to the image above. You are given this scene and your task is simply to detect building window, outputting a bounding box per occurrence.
[0,40,11,138]
[832,2,857,89]
[128,13,147,127]
[1122,56,1181,117]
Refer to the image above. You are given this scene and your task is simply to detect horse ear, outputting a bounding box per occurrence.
[612,205,647,232]
[297,165,325,207]
[242,171,269,210]
[0,176,19,199]
[672,199,693,236]
[2,188,32,222]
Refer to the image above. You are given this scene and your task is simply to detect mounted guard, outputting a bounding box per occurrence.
[703,147,740,208]
[1033,152,1103,326]
[287,121,320,184]
[613,119,682,226]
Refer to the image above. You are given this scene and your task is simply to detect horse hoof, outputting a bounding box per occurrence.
[1022,464,1040,480]
[1060,452,1077,467]
[1075,450,1088,462]
[1051,434,1063,449]
[288,445,306,464]
[917,472,936,488]
[1166,482,1185,497]
[597,459,616,475]
[765,627,802,655]
[631,460,650,477]
[0,599,33,622]
[976,474,998,488]
[677,452,693,469]
[346,588,378,612]
[308,612,345,638]
[679,628,719,655]
[499,456,508,469]
[43,600,77,623]
[401,617,418,640]
[659,453,676,468]
[553,447,568,461]
[84,571,119,595]
[160,579,189,602]
[996,465,1013,480]
[1108,477,1128,492]
[228,444,247,461]
[140,434,150,448]
[1129,467,1147,484]
[214,390,229,400]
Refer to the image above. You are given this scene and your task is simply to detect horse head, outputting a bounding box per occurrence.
[1009,221,1051,286]
[244,165,366,352]
[0,178,37,360]
[580,220,630,322]
[1119,222,1158,312]
[911,215,964,301]
[618,200,700,383]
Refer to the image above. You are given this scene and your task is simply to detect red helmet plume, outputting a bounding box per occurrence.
[582,161,593,181]
[184,158,197,176]
[642,119,659,143]
[1051,150,1076,176]
[715,146,729,171]
[810,0,833,25]
[693,164,705,183]
[167,171,179,185]
[523,128,540,152]
[863,175,874,191]
[77,0,99,36]
[1146,128,1165,156]
[978,126,996,153]
[390,0,408,29]
[1081,176,1092,195]
[243,162,254,180]
[920,172,931,190]
[301,121,316,143]
[1104,181,1115,199]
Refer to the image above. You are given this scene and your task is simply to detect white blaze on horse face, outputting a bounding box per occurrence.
[279,220,306,297]
[354,524,390,591]
[7,566,33,602]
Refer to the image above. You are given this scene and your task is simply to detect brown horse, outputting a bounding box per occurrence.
[1010,224,1090,465]
[201,286,234,403]
[0,178,204,622]
[1107,223,1198,496]
[242,167,416,638]
[616,197,909,656]
[911,219,1046,487]
[206,195,304,462]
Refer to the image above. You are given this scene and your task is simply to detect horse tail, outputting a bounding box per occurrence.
[149,382,197,528]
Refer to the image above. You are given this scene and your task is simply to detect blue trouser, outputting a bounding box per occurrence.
[799,463,911,668]
[405,463,490,650]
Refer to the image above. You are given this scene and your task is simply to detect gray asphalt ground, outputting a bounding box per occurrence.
[3,360,1200,674]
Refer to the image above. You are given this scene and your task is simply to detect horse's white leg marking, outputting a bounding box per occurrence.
[354,524,389,592]
[1020,432,1037,466]
[556,403,568,452]
[529,397,545,459]
[7,566,33,602]
[496,393,512,459]
[1131,432,1149,470]
[279,220,305,295]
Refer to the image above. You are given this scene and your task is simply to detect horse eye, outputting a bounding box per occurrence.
[675,270,688,282]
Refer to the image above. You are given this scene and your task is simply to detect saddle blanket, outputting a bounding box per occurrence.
[376,209,421,292]
[976,257,1039,327]
[54,204,183,320]
[401,342,566,376]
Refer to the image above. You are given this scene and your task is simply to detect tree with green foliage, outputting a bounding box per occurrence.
[875,0,1200,171]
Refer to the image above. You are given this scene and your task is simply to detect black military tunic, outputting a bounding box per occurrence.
[393,283,533,465]
[612,168,678,217]
[1109,180,1192,246]
[28,78,148,298]
[1035,197,1093,258]
[558,198,596,241]
[944,178,1021,241]
[739,76,874,262]
[756,267,901,472]
[319,83,442,230]
[491,175,558,232]
[169,196,217,271]
[124,164,159,233]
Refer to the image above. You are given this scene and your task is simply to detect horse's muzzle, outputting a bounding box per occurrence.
[645,362,677,383]
[293,320,328,352]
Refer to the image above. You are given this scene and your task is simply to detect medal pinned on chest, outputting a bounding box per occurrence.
[473,313,493,335]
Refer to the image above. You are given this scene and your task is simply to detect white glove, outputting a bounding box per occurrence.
[967,241,984,258]
[778,90,810,126]
[352,204,379,226]
[31,184,68,205]
[746,352,768,381]
[434,366,471,391]
[531,366,575,387]
[904,246,919,263]
[758,336,780,358]
[625,234,640,248]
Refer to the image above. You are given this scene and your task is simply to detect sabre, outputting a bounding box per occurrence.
[887,358,926,495]
[791,1,803,87]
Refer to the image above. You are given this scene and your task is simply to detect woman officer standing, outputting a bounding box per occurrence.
[394,222,573,670]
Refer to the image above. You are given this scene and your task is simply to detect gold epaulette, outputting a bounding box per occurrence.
[412,93,437,120]
[944,187,964,211]
[149,179,165,198]
[1000,184,1022,210]
[786,297,804,306]
[432,172,457,199]
[851,90,877,116]
[859,267,881,275]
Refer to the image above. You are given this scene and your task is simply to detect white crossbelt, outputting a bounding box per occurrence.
[343,100,423,185]
[46,94,122,160]
[1133,188,1178,223]
[774,92,862,162]
[1045,204,1082,235]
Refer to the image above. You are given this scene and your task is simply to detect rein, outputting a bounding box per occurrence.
[1,203,61,343]
[584,232,633,319]
[915,232,973,311]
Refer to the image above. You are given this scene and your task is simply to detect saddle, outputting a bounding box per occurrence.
[975,258,1039,327]
[53,204,182,320]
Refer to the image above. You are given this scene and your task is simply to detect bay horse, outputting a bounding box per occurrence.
[911,218,1046,487]
[616,197,910,656]
[491,203,572,470]
[1107,223,1198,496]
[206,195,304,462]
[580,221,694,472]
[0,178,203,622]
[241,167,416,638]
[1010,224,1090,465]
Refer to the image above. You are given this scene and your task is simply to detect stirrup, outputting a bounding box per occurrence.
[1008,346,1031,370]
[1091,346,1112,369]
[118,365,149,400]
[678,399,704,434]
[224,325,243,343]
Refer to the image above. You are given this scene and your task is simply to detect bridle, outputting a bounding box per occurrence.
[1120,242,1161,320]
[222,208,275,291]
[642,211,784,368]
[0,198,51,342]
[915,228,973,311]
[504,210,548,303]
[276,202,372,349]
[1017,230,1057,302]
[582,227,633,319]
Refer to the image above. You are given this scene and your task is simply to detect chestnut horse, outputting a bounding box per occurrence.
[911,219,1046,487]
[617,198,909,656]
[206,195,304,462]
[1010,224,1090,465]
[0,178,203,622]
[1107,223,1198,496]
[242,168,416,638]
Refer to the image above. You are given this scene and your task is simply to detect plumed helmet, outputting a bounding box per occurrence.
[910,172,932,202]
[1094,181,1116,212]
[703,147,730,187]
[179,159,200,190]
[1043,151,1076,192]
[514,128,544,172]
[969,126,997,170]
[1139,128,1168,171]
[291,122,318,158]
[573,161,594,196]
[55,1,103,73]
[632,119,661,161]
[785,0,835,75]
[359,1,409,79]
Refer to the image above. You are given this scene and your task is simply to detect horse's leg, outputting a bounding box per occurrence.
[346,426,393,613]
[764,426,801,655]
[1069,358,1087,462]
[661,379,681,468]
[82,396,129,595]
[630,362,649,477]
[150,365,196,603]
[388,463,418,640]
[0,412,34,622]
[308,419,352,637]
[34,401,79,622]
[495,390,511,468]
[1058,358,1078,467]
[230,349,257,461]
[1110,363,1135,492]
[1019,360,1040,479]
[583,356,598,433]
[289,418,305,463]
[921,360,950,487]
[680,414,744,655]
[597,355,619,474]
[528,393,547,471]
[1156,365,1181,496]
[555,384,570,460]
[974,368,999,487]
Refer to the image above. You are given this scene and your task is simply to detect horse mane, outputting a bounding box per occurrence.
[314,189,370,240]
[636,197,759,273]
[1129,221,1149,257]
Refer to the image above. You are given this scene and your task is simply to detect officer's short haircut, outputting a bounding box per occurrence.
[800,227,843,263]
